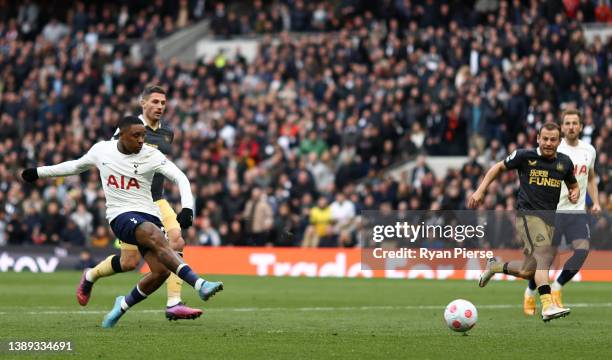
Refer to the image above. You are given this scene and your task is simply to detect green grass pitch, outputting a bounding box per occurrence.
[1,272,611,359]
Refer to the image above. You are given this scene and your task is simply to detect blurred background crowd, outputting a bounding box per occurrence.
[0,0,610,250]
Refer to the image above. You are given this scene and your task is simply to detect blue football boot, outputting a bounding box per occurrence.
[102,296,126,328]
[198,281,224,301]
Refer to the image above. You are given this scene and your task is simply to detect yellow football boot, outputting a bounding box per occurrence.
[552,289,563,308]
[523,292,536,316]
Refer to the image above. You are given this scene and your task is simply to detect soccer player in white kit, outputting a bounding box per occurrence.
[21,116,224,328]
[523,109,601,315]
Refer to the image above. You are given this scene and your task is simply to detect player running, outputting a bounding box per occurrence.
[21,116,223,328]
[523,109,600,315]
[467,122,579,322]
[76,85,203,321]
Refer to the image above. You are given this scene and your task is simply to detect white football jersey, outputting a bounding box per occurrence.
[557,138,596,211]
[37,140,193,222]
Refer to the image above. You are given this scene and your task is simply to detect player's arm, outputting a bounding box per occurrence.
[467,161,506,208]
[21,145,97,182]
[587,166,600,214]
[565,181,579,204]
[563,158,579,204]
[154,154,195,228]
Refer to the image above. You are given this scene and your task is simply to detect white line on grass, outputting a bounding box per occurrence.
[1,303,612,316]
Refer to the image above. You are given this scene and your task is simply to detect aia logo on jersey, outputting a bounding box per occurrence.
[107,175,140,190]
[573,164,587,176]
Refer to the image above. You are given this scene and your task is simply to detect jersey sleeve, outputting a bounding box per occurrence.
[589,145,596,169]
[37,143,99,178]
[564,157,578,185]
[152,151,194,210]
[503,149,525,170]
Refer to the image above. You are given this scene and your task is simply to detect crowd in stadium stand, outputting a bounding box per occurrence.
[211,0,612,37]
[0,0,611,249]
[2,0,206,41]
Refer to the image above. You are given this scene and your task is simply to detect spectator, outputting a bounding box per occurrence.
[40,202,66,245]
[461,148,485,185]
[272,202,299,246]
[482,139,507,166]
[211,3,229,37]
[223,220,245,246]
[466,94,494,154]
[42,18,68,44]
[222,183,246,222]
[411,155,434,189]
[7,214,27,245]
[306,151,335,192]
[90,226,112,248]
[242,187,274,246]
[595,1,612,22]
[290,0,311,31]
[17,0,40,41]
[330,192,356,242]
[60,219,86,247]
[70,203,93,238]
[197,217,222,246]
[303,196,332,248]
[75,250,97,270]
[300,130,328,157]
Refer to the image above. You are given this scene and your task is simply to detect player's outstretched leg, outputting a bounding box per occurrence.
[136,222,224,302]
[523,279,537,316]
[552,246,589,307]
[479,257,497,287]
[77,255,124,306]
[102,256,170,328]
[538,283,571,322]
[532,249,571,322]
[480,255,542,288]
[77,267,95,306]
[102,296,126,329]
[479,258,532,287]
[77,249,140,306]
[174,263,224,301]
[164,225,202,321]
[165,256,203,320]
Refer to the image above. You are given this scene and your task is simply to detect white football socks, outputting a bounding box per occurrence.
[85,269,94,282]
[195,279,204,291]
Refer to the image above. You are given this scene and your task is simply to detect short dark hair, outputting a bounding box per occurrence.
[117,116,144,131]
[560,109,582,125]
[538,122,561,136]
[141,85,166,100]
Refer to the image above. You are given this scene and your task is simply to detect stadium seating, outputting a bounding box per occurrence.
[0,0,610,248]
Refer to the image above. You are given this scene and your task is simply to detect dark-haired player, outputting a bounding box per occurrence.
[523,110,600,315]
[467,122,579,321]
[22,116,223,328]
[76,86,203,320]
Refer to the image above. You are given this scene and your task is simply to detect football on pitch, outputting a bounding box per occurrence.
[444,299,478,333]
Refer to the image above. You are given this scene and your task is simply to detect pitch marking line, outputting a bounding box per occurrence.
[1,303,612,315]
